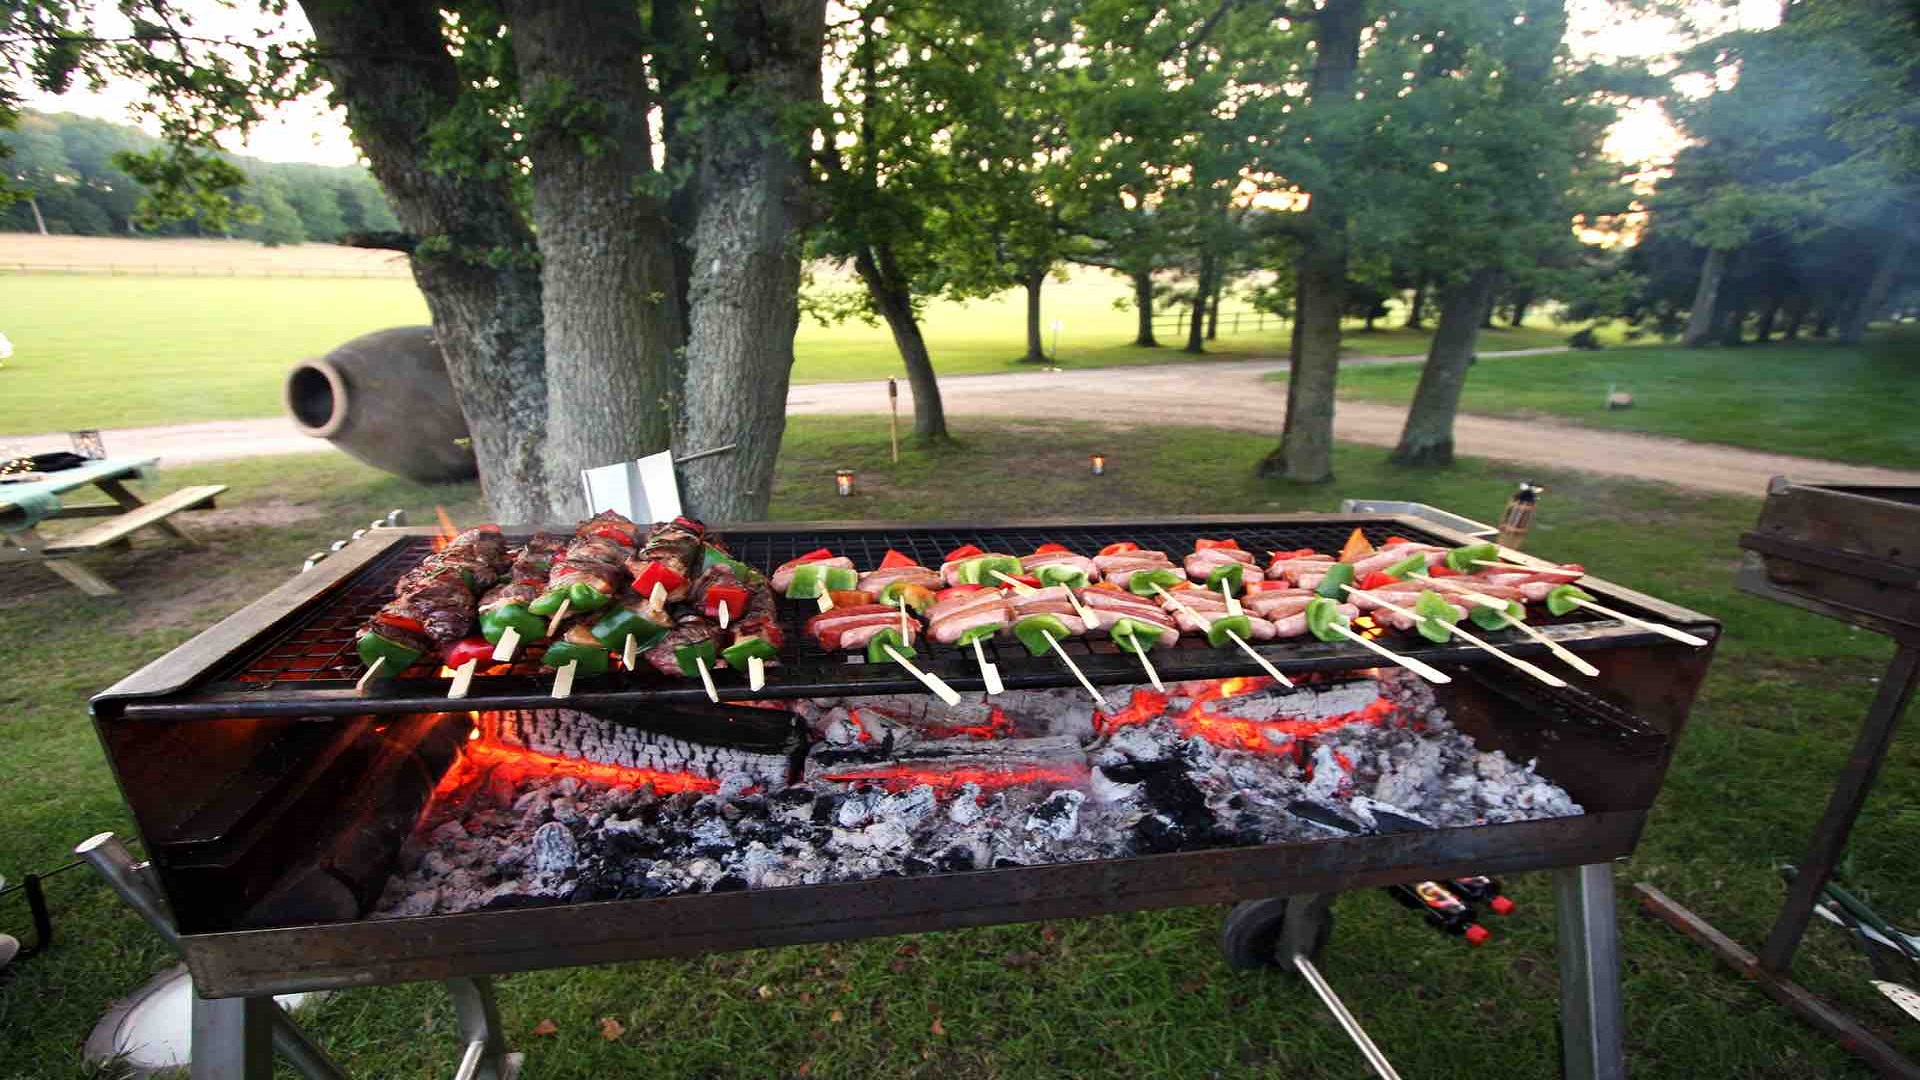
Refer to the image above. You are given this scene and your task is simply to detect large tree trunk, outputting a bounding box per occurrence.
[1754,296,1780,343]
[675,0,826,522]
[26,195,47,236]
[1405,284,1425,329]
[1022,268,1048,361]
[1837,228,1908,344]
[508,0,684,518]
[1509,290,1533,327]
[1782,292,1810,341]
[1185,251,1214,354]
[301,0,550,522]
[1681,247,1728,347]
[857,245,947,441]
[1206,273,1222,340]
[1390,270,1498,466]
[1132,269,1158,346]
[1257,0,1363,484]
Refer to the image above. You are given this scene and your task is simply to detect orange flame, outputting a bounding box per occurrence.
[432,506,459,551]
[452,738,721,796]
[1094,681,1403,756]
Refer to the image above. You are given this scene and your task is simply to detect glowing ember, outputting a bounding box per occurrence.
[453,739,720,796]
[431,506,459,551]
[819,762,1088,794]
[920,705,1014,741]
[1095,682,1403,756]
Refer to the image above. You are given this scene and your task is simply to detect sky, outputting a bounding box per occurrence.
[19,0,1782,172]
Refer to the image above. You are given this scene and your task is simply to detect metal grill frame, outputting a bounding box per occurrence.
[92,513,1715,722]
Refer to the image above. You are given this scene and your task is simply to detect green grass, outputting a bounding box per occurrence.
[1317,330,1920,469]
[3,420,1916,1077]
[0,269,1581,434]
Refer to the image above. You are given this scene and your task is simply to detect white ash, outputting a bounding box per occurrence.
[372,674,1581,917]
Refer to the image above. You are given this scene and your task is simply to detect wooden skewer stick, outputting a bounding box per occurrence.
[1570,597,1710,647]
[552,659,578,699]
[1328,623,1453,684]
[545,598,571,638]
[1222,580,1243,618]
[622,633,638,670]
[990,568,1101,628]
[717,599,730,630]
[490,626,521,663]
[971,636,1004,695]
[1411,573,1600,676]
[447,657,479,699]
[989,569,1037,595]
[1130,638,1165,693]
[816,592,835,613]
[898,594,911,640]
[882,643,962,706]
[1039,630,1109,710]
[355,655,386,696]
[694,655,720,703]
[651,582,669,607]
[1151,582,1293,688]
[1470,559,1583,577]
[1341,586,1564,688]
[748,654,767,692]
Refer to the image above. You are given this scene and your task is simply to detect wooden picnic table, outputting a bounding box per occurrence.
[0,457,225,596]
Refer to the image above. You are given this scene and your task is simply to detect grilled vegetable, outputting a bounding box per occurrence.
[1013,613,1073,656]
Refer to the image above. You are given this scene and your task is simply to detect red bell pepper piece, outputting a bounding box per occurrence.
[1000,574,1044,590]
[1245,580,1293,593]
[1384,536,1411,546]
[1098,541,1139,557]
[1269,547,1320,562]
[583,522,637,546]
[935,585,985,602]
[630,561,687,597]
[1427,565,1462,578]
[944,543,985,563]
[374,613,426,635]
[1358,571,1400,591]
[1195,538,1241,551]
[1033,542,1072,555]
[792,548,834,564]
[703,583,751,620]
[878,549,917,569]
[443,637,495,670]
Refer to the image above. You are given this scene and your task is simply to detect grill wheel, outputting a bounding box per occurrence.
[1220,897,1333,971]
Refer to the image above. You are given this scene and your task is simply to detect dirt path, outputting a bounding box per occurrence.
[13,351,1919,497]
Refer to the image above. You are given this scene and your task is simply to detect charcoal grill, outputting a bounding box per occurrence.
[87,513,1719,1080]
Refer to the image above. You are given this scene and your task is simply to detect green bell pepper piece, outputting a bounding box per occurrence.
[1315,562,1356,599]
[541,640,610,675]
[1304,597,1347,643]
[1444,543,1499,573]
[1546,584,1595,617]
[865,626,915,665]
[957,555,1023,586]
[700,544,764,585]
[722,635,780,669]
[674,639,719,678]
[823,566,860,592]
[480,604,544,646]
[786,563,829,599]
[1035,563,1089,588]
[1204,613,1253,649]
[1383,553,1430,579]
[953,623,1001,647]
[1205,562,1245,594]
[1013,613,1072,657]
[1469,598,1526,632]
[1107,617,1161,655]
[590,605,670,651]
[529,581,612,616]
[356,631,423,672]
[1126,568,1185,596]
[1413,590,1460,644]
[877,579,935,612]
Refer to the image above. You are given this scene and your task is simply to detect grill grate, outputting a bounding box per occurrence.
[197,518,1645,711]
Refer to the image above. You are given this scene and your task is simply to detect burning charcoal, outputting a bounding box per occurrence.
[711,876,748,892]
[1025,791,1085,843]
[531,821,578,874]
[948,785,985,826]
[1304,745,1351,803]
[935,846,977,872]
[837,792,878,829]
[875,785,938,826]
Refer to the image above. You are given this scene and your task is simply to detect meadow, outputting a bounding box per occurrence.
[0,237,1572,434]
[0,420,1915,1078]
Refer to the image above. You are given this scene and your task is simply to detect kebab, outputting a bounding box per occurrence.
[1337,583,1567,687]
[1020,542,1101,587]
[477,533,568,660]
[1001,584,1111,707]
[869,549,1005,691]
[527,511,641,633]
[939,543,1027,587]
[804,600,960,705]
[355,526,512,684]
[1146,580,1296,687]
[858,549,943,615]
[1079,585,1178,690]
[773,547,859,611]
[925,584,1014,693]
[1301,595,1452,684]
[1092,542,1182,590]
[1183,537,1258,594]
[694,552,786,692]
[625,515,707,603]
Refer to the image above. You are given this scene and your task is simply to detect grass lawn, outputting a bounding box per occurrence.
[0,267,1576,435]
[1317,330,1920,469]
[2,419,1915,1078]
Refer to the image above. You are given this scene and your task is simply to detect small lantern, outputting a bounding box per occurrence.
[70,429,107,460]
[1089,453,1106,476]
[835,468,857,497]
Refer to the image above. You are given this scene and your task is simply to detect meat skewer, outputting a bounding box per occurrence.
[478,533,567,660]
[1148,581,1294,688]
[1411,573,1600,676]
[356,526,513,683]
[1301,596,1453,684]
[1184,537,1257,592]
[1340,585,1566,687]
[625,516,707,602]
[804,601,961,704]
[1020,542,1100,587]
[529,511,642,633]
[1003,586,1109,707]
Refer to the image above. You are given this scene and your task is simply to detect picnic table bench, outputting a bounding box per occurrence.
[0,457,226,596]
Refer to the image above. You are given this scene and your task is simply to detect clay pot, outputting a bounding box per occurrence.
[286,326,478,483]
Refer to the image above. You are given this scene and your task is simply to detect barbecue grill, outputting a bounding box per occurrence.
[88,513,1719,1080]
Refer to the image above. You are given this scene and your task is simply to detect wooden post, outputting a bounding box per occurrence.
[888,378,900,463]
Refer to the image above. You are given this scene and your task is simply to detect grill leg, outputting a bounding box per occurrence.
[1556,863,1625,1080]
[190,994,275,1080]
[447,976,519,1080]
[1758,643,1920,975]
